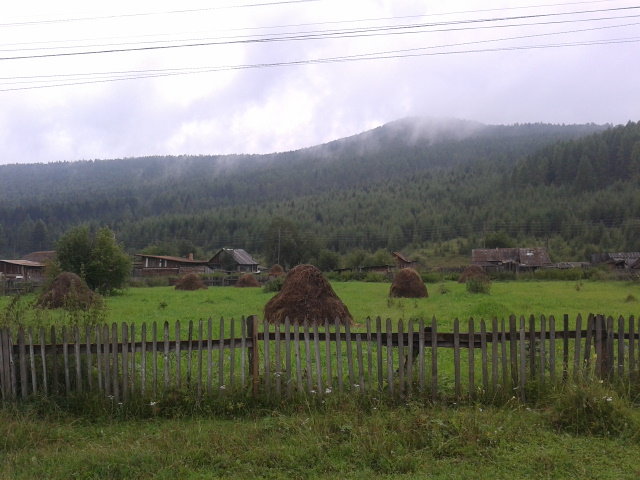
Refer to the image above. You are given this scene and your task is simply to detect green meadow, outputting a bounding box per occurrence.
[2,279,639,330]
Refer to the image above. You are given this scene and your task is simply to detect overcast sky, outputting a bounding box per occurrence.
[1,0,638,164]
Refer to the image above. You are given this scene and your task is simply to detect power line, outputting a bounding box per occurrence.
[0,0,322,28]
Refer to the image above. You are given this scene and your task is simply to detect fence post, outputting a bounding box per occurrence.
[247,315,260,395]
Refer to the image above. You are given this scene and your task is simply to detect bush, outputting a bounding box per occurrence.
[262,276,284,293]
[364,272,387,283]
[547,384,639,438]
[466,277,491,294]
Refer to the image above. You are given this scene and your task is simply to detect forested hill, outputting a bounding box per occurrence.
[2,118,637,264]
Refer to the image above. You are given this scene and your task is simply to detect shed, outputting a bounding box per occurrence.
[392,251,417,269]
[134,253,211,276]
[0,259,46,281]
[591,252,640,269]
[209,248,259,273]
[472,247,552,272]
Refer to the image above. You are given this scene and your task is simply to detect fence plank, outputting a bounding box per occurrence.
[294,322,303,393]
[122,323,128,401]
[218,318,225,390]
[207,318,213,393]
[366,317,373,385]
[574,315,582,382]
[163,322,170,391]
[397,319,405,394]
[345,321,355,389]
[324,319,331,391]
[264,319,271,393]
[518,316,526,401]
[549,316,556,383]
[241,318,247,387]
[303,320,313,394]
[480,319,488,395]
[356,334,365,392]
[500,319,508,393]
[540,316,546,388]
[9,331,17,399]
[509,316,518,387]
[528,315,536,379]
[86,326,93,392]
[617,316,625,378]
[490,318,498,393]
[18,327,27,398]
[595,315,603,378]
[274,323,281,396]
[563,314,569,382]
[152,322,158,398]
[606,316,614,378]
[407,319,414,395]
[313,323,322,394]
[141,323,147,396]
[468,318,475,400]
[249,316,259,395]
[335,322,343,393]
[431,317,438,399]
[229,319,236,390]
[418,318,425,392]
[103,325,111,396]
[28,329,37,395]
[40,327,48,396]
[376,317,383,390]
[62,326,70,395]
[111,323,119,402]
[74,326,82,394]
[453,318,460,399]
[187,320,193,387]
[285,318,292,396]
[584,314,593,376]
[175,321,181,390]
[629,316,636,377]
[386,318,393,395]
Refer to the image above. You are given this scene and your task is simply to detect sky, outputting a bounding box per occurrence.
[1,0,638,164]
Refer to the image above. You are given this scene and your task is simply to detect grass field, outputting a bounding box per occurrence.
[2,279,639,330]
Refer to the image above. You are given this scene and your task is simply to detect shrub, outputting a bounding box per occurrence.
[547,384,639,438]
[466,277,491,294]
[364,272,387,283]
[262,276,284,293]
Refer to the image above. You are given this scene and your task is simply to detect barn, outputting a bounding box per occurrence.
[471,247,552,273]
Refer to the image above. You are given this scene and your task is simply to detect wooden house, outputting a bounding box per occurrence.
[0,259,46,281]
[22,250,56,264]
[134,253,211,276]
[208,248,259,273]
[591,252,640,269]
[392,252,417,269]
[472,247,552,273]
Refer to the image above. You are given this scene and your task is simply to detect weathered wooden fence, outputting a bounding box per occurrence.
[0,314,638,402]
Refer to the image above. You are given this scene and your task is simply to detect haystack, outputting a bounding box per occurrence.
[37,272,100,309]
[458,265,489,283]
[174,273,207,290]
[235,273,260,287]
[389,268,428,298]
[263,264,353,325]
[268,264,285,277]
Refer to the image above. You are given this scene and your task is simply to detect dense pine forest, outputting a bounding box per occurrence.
[1,118,638,265]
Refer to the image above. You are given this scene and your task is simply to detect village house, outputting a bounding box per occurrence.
[0,259,46,281]
[471,247,552,273]
[208,248,260,273]
[591,252,640,269]
[392,251,417,269]
[133,253,211,276]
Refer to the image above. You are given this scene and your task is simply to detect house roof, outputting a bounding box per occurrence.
[472,248,552,267]
[211,248,259,265]
[22,251,56,263]
[0,259,45,268]
[392,251,413,263]
[135,254,209,264]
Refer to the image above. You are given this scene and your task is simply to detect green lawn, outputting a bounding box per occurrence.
[2,279,639,330]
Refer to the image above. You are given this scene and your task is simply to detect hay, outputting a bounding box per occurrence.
[235,273,260,287]
[174,273,207,290]
[268,264,285,277]
[263,264,353,325]
[37,272,100,310]
[458,265,489,283]
[389,268,428,298]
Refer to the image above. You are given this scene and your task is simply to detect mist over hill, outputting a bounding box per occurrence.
[2,117,635,264]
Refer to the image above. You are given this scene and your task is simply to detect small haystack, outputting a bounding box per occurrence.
[268,264,285,277]
[37,272,100,309]
[235,273,260,287]
[263,264,352,325]
[174,273,207,290]
[458,265,489,283]
[389,268,428,298]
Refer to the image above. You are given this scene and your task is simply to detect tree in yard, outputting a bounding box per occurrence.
[56,226,131,294]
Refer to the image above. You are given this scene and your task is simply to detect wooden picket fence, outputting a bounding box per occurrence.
[0,314,638,402]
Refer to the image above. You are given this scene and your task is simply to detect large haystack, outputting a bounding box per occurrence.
[268,264,285,277]
[263,264,353,325]
[174,273,207,290]
[37,272,100,310]
[235,273,260,287]
[458,265,489,283]
[389,268,428,298]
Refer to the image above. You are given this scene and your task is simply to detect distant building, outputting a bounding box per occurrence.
[134,253,211,276]
[472,247,552,272]
[591,252,640,269]
[0,259,46,281]
[22,250,56,264]
[392,251,417,269]
[209,248,260,273]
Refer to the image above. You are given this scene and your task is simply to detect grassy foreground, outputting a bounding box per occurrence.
[2,392,640,480]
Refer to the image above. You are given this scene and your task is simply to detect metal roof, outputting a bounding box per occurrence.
[135,254,208,264]
[211,248,259,265]
[0,259,45,267]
